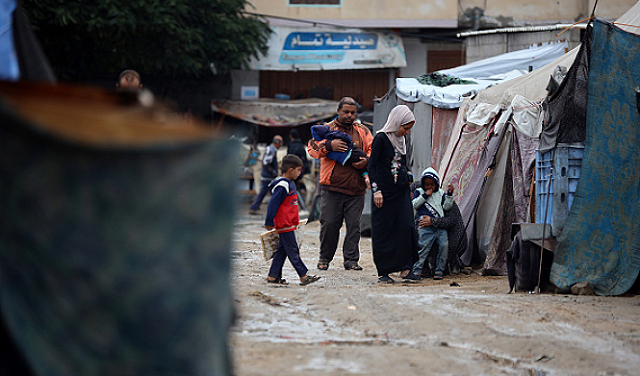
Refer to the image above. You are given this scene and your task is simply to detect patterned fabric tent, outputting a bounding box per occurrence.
[550,19,640,296]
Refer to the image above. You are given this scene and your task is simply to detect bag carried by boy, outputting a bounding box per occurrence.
[260,219,307,261]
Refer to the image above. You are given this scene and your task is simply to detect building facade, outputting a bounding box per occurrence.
[234,0,636,109]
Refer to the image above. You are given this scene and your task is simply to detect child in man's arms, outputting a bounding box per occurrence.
[310,124,369,188]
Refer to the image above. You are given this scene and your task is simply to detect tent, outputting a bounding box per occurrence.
[549,17,640,296]
[375,41,569,183]
[436,2,640,293]
[436,46,580,272]
[364,41,569,235]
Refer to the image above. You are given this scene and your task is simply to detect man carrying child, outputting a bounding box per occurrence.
[307,97,372,271]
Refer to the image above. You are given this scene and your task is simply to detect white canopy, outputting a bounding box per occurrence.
[395,41,569,109]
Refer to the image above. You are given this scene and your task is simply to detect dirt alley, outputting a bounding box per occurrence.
[229,210,640,376]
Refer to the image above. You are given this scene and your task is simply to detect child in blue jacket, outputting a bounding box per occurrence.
[310,124,370,187]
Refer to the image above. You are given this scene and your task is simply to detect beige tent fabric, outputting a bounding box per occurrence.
[615,1,640,33]
[471,50,578,113]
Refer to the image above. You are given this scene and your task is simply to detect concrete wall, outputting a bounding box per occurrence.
[248,0,457,28]
[400,38,428,78]
[465,29,582,63]
[249,0,636,29]
[459,0,636,28]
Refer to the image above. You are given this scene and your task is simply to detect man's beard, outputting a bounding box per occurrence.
[337,117,353,128]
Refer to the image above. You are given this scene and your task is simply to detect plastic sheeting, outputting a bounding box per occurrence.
[396,42,569,109]
[550,19,640,296]
[439,42,568,79]
[0,0,18,81]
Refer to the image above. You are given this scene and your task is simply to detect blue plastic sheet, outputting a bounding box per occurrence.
[0,0,19,81]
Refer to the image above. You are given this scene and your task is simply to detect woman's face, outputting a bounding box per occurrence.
[396,121,415,137]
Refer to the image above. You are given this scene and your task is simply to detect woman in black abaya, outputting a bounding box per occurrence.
[369,105,418,283]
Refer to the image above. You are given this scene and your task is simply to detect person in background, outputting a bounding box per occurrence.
[286,129,310,210]
[307,97,372,271]
[368,105,418,283]
[250,135,283,215]
[264,154,321,286]
[116,69,143,92]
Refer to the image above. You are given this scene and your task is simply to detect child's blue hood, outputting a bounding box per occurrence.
[420,167,440,189]
[311,124,330,140]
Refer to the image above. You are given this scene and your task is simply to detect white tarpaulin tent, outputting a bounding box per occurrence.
[396,41,569,109]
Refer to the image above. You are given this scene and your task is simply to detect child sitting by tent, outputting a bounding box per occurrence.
[404,167,454,281]
[309,124,369,187]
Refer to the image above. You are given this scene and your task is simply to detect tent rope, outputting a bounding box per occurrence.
[556,16,594,37]
[590,0,599,19]
[613,22,640,29]
[512,101,544,111]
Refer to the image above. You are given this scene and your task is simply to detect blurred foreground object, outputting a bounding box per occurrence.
[0,81,237,376]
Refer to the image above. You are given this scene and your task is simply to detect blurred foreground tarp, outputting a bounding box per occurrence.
[0,81,238,376]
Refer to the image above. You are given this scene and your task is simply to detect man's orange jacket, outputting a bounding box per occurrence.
[307,119,373,196]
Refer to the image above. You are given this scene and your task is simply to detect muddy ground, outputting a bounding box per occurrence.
[230,208,640,376]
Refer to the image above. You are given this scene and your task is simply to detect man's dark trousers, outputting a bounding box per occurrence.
[319,189,364,267]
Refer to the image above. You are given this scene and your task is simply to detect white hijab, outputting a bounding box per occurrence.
[377,105,415,155]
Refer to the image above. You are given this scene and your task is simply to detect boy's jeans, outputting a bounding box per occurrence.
[413,226,448,276]
[269,231,308,280]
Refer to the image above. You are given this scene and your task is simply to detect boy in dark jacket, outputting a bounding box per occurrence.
[265,154,321,286]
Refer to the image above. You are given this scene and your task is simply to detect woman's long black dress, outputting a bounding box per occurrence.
[368,133,418,276]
